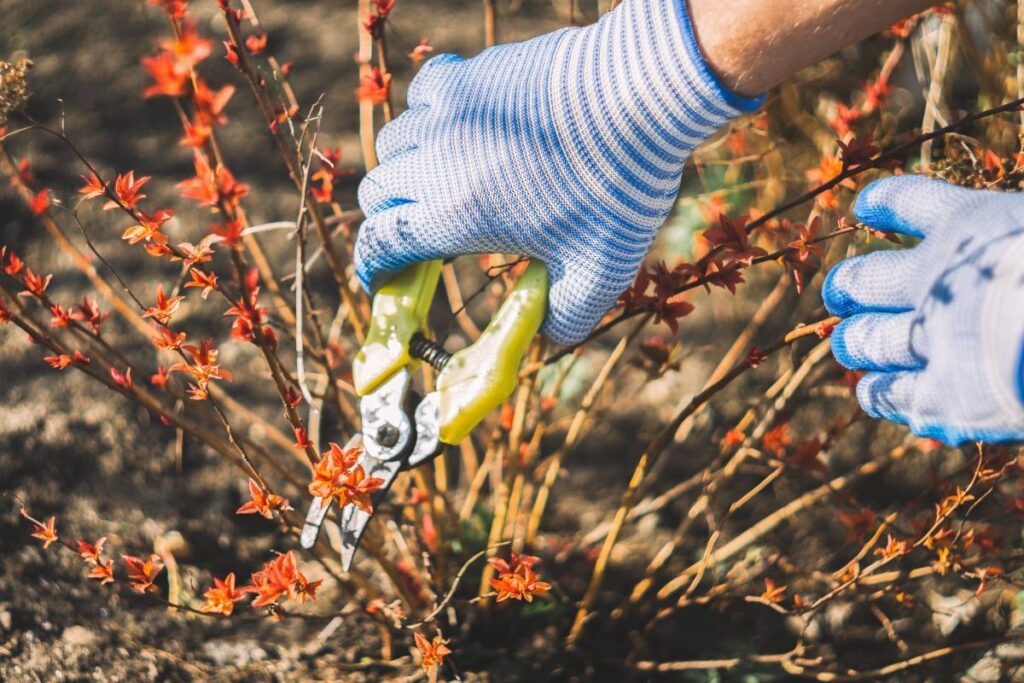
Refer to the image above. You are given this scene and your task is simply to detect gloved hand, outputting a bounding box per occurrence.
[355,0,763,344]
[823,175,1024,445]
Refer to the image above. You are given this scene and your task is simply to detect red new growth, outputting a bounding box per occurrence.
[110,366,133,390]
[88,559,116,585]
[77,537,108,564]
[175,235,217,268]
[364,0,396,39]
[245,33,267,55]
[180,119,212,149]
[763,423,791,457]
[703,214,766,267]
[122,554,164,594]
[192,81,235,127]
[29,189,51,215]
[169,338,233,400]
[160,21,212,66]
[488,551,551,603]
[211,219,245,249]
[142,53,189,98]
[409,38,434,65]
[806,153,857,209]
[180,153,249,209]
[152,325,187,351]
[224,271,269,344]
[43,352,87,368]
[78,172,106,198]
[201,572,247,615]
[829,103,862,139]
[236,478,291,519]
[245,551,322,609]
[308,443,384,514]
[649,263,695,332]
[104,171,150,211]
[21,509,58,549]
[4,250,24,276]
[356,68,391,105]
[293,427,312,450]
[49,304,71,328]
[876,534,911,560]
[148,0,189,20]
[44,354,74,370]
[414,633,451,676]
[151,367,170,387]
[759,578,787,604]
[745,346,768,368]
[123,209,174,245]
[863,75,892,113]
[618,262,695,333]
[185,268,219,299]
[284,386,302,408]
[20,268,52,298]
[178,153,218,206]
[143,285,185,325]
[838,508,877,543]
[224,41,241,69]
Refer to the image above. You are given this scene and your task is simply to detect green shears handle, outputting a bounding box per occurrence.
[352,259,549,444]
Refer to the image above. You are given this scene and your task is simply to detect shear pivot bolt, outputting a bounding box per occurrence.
[376,423,400,448]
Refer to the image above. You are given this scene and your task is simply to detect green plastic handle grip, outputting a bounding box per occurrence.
[353,259,549,445]
[435,261,548,444]
[352,260,443,397]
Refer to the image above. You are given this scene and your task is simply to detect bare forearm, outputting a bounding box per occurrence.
[689,0,934,96]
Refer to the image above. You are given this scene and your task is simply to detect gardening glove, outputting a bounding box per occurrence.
[355,0,763,345]
[823,175,1024,445]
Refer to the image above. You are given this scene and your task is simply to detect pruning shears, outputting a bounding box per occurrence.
[300,258,549,570]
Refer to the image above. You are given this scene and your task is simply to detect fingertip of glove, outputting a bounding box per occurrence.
[852,177,909,228]
[855,373,906,424]
[852,180,883,225]
[423,53,464,69]
[821,265,857,317]
[829,319,855,369]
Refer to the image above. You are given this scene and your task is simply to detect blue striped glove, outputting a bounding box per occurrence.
[824,176,1024,445]
[355,0,763,344]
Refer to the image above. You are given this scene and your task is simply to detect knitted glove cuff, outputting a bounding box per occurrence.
[547,0,764,229]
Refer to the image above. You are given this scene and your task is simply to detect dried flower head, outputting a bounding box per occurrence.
[0,57,32,124]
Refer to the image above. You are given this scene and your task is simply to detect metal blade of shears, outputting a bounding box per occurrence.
[300,370,419,568]
[337,453,404,570]
[337,390,443,569]
[298,436,408,567]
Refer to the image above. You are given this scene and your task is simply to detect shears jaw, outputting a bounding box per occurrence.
[299,433,365,552]
[300,376,444,570]
[300,493,332,549]
[338,456,405,571]
[408,391,442,467]
[305,258,548,570]
[359,369,414,461]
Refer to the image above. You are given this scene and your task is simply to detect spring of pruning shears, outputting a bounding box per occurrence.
[300,259,549,570]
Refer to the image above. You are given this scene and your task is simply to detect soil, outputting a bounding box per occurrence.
[1,1,1021,681]
[0,1,653,680]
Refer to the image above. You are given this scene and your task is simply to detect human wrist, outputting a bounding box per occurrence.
[687,0,935,97]
[666,0,766,115]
